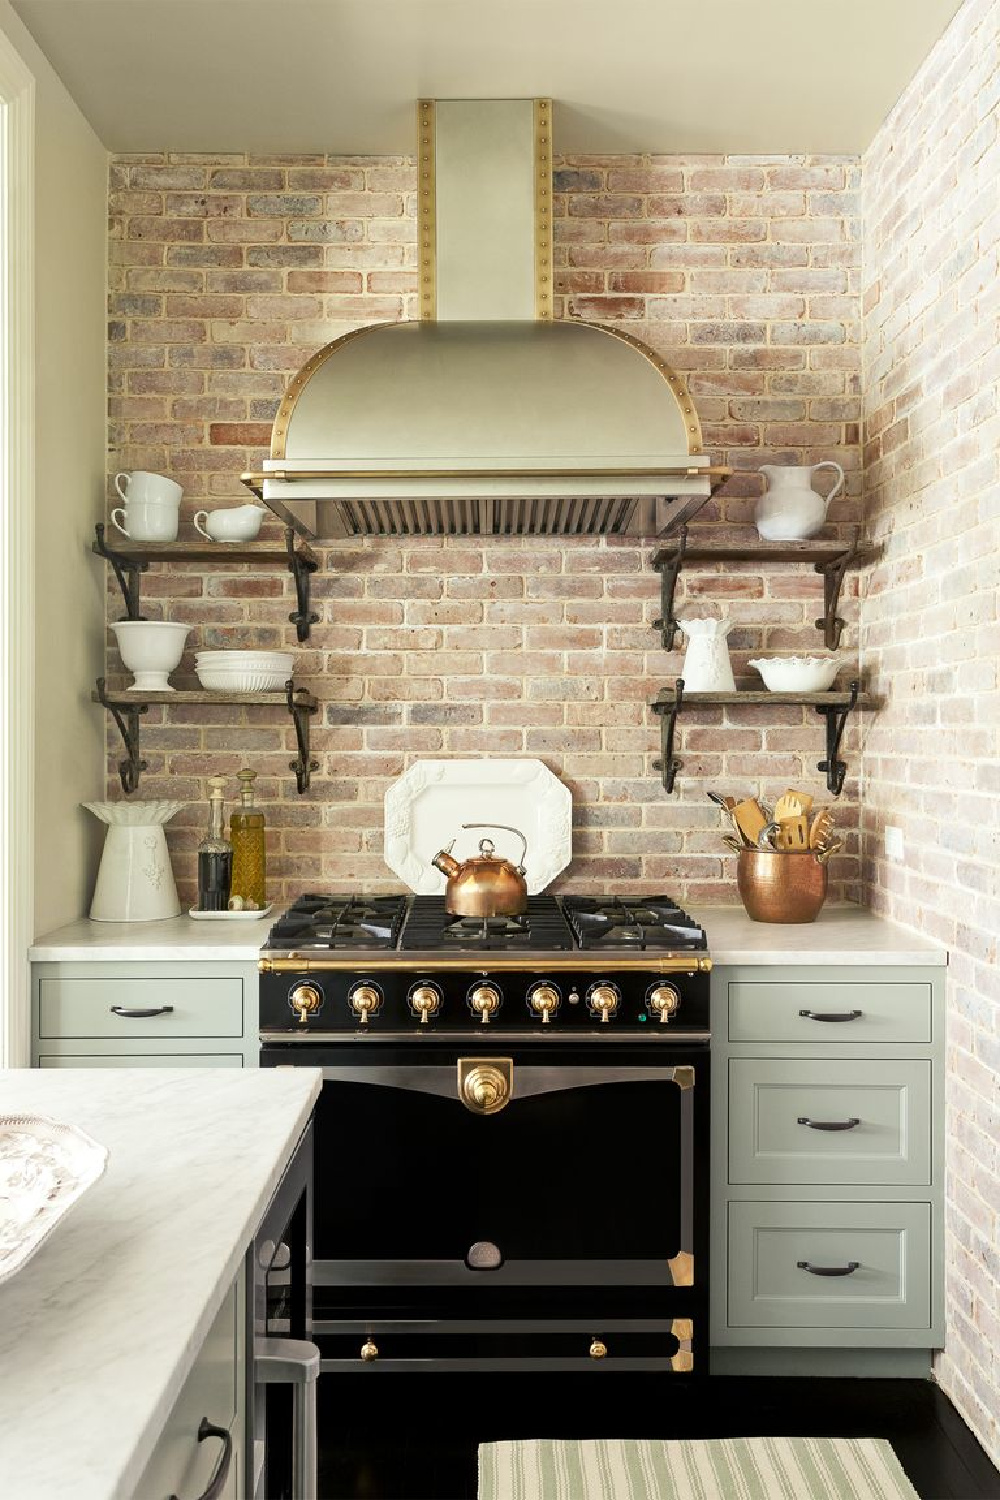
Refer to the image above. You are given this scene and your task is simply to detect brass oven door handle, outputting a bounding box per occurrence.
[797,1116,860,1132]
[110,1005,174,1018]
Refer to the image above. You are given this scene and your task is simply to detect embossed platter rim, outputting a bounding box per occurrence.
[384,758,573,895]
[0,1115,109,1285]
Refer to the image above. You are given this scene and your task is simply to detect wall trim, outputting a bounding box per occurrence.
[0,26,35,1067]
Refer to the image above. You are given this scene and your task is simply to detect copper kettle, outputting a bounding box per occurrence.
[432,823,529,917]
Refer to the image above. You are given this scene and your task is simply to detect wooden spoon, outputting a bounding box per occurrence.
[809,809,835,849]
[774,789,813,822]
[733,798,770,847]
[775,814,810,850]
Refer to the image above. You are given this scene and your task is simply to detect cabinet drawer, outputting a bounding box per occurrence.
[136,1278,239,1499]
[729,1059,931,1186]
[37,1053,244,1068]
[728,981,932,1044]
[38,977,244,1039]
[728,1202,931,1330]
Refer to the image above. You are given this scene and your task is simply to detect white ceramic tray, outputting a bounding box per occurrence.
[188,904,273,921]
[384,759,572,895]
[0,1115,109,1286]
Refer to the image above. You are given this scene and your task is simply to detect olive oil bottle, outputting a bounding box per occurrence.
[197,776,232,911]
[230,767,266,909]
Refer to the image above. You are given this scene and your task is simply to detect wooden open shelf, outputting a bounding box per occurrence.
[649,679,879,798]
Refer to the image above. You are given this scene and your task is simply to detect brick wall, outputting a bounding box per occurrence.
[106,151,863,908]
[861,0,1000,1464]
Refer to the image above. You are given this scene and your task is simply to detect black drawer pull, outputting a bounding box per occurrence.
[797,1116,861,1132]
[109,1004,174,1019]
[798,1008,863,1023]
[797,1260,860,1278]
[168,1417,232,1500]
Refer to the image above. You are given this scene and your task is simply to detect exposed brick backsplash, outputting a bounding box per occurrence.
[107,151,863,907]
[861,0,1000,1464]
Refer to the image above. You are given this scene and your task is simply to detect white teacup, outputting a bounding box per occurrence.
[193,504,264,542]
[114,470,183,509]
[111,501,179,543]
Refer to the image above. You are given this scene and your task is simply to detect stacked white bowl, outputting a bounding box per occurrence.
[195,650,295,693]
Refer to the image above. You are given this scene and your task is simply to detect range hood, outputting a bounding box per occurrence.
[243,100,722,540]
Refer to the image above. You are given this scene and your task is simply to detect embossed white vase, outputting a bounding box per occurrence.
[83,801,185,922]
[677,617,736,692]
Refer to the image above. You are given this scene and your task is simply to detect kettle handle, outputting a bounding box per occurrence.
[809,461,845,506]
[461,823,528,871]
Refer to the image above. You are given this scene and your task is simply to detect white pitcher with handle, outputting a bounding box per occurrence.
[755,461,845,541]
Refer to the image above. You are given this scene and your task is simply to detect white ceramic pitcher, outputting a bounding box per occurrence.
[755,462,845,541]
[83,801,185,922]
[677,617,736,691]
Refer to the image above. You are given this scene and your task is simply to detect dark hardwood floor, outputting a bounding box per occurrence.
[317,1375,1000,1500]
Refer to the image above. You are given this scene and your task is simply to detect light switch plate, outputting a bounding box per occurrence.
[884,825,905,862]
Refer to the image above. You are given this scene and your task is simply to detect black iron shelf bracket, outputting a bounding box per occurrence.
[93,523,148,620]
[651,526,688,650]
[816,678,860,797]
[815,526,862,650]
[96,676,148,793]
[650,677,685,793]
[287,680,319,794]
[285,526,320,642]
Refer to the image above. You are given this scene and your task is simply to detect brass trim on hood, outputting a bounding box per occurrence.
[269,325,372,460]
[417,100,436,321]
[534,99,553,321]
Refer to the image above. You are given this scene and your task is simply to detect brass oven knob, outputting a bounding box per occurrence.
[349,983,381,1025]
[648,983,681,1024]
[410,983,442,1024]
[589,1338,607,1360]
[588,983,619,1023]
[289,982,322,1024]
[469,984,501,1024]
[528,984,560,1024]
[360,1338,379,1362]
[461,1063,510,1115]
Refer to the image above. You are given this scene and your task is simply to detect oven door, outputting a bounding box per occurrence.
[261,1041,706,1294]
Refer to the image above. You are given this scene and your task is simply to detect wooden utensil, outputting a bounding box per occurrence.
[775,814,810,850]
[733,798,770,848]
[809,809,835,849]
[707,792,748,843]
[815,837,844,865]
[774,789,814,822]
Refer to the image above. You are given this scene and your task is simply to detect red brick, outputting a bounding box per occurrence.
[208,422,273,446]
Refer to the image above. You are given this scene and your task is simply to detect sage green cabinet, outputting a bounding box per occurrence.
[712,961,945,1364]
[31,960,260,1068]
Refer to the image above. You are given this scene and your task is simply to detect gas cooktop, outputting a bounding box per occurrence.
[263,892,707,956]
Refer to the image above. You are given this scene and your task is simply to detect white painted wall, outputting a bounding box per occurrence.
[0,2,107,940]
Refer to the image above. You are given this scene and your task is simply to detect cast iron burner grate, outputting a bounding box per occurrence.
[399,894,574,952]
[266,893,408,951]
[560,895,707,952]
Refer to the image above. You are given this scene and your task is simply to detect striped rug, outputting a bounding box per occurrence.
[478,1436,919,1500]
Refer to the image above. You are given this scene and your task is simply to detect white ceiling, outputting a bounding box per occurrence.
[12,0,963,156]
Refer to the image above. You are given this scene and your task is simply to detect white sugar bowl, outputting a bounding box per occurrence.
[193,503,264,542]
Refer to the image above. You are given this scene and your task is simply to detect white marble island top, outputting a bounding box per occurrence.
[0,1067,321,1500]
[690,904,947,966]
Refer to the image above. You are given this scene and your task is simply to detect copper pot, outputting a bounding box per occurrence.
[432,823,529,918]
[736,848,828,924]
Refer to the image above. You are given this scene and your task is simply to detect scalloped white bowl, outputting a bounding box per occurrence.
[749,656,840,692]
[195,668,290,693]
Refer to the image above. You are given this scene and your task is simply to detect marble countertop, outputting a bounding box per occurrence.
[28,911,281,962]
[0,1067,321,1500]
[29,903,946,967]
[689,904,947,966]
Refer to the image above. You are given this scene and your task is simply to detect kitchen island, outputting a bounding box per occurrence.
[0,1066,321,1500]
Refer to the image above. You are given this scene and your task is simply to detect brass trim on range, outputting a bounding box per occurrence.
[574,321,705,455]
[534,100,553,321]
[668,1250,694,1287]
[259,953,711,975]
[459,1057,513,1115]
[672,1065,696,1092]
[669,1317,694,1372]
[417,100,437,322]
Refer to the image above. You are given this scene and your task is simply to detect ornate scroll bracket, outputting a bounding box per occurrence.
[287,679,319,794]
[816,678,860,797]
[650,677,685,793]
[96,676,148,793]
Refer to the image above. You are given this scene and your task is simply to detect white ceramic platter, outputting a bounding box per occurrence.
[0,1115,109,1286]
[384,759,572,895]
[188,904,273,921]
